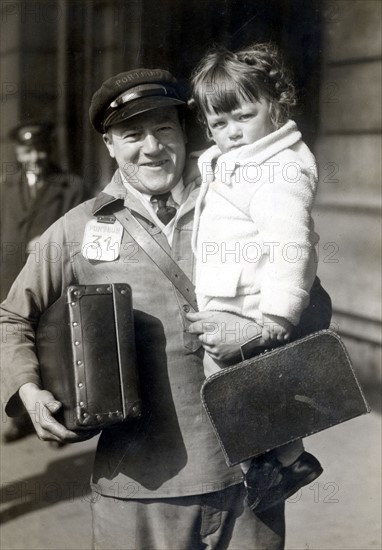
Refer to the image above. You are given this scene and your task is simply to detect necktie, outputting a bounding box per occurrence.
[151,192,177,225]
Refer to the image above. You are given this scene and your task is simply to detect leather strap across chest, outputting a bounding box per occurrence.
[112,207,199,312]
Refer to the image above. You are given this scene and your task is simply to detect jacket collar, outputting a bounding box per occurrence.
[91,171,126,214]
[92,170,154,221]
[92,169,200,221]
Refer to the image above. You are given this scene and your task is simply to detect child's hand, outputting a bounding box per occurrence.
[261,314,293,344]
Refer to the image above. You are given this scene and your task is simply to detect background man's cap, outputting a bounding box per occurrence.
[89,68,187,133]
[9,121,54,148]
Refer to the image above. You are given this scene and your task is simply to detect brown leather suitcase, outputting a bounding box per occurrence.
[201,330,370,466]
[36,283,142,431]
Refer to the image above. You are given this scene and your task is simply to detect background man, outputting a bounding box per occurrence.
[1,121,86,443]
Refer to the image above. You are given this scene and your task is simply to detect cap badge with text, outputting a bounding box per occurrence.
[89,68,187,133]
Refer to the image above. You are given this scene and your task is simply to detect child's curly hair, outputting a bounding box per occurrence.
[190,42,297,130]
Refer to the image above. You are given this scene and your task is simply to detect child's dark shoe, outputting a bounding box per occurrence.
[253,451,323,513]
[244,452,282,510]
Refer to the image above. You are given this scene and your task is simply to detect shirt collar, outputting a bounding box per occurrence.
[93,168,199,219]
[119,169,185,207]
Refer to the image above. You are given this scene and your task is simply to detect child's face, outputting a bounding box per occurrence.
[205,97,274,154]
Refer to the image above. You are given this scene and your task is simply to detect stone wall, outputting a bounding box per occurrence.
[314,0,382,388]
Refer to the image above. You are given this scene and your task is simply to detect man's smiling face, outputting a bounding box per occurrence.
[103,107,187,195]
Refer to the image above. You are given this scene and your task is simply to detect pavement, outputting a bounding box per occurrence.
[1,394,381,550]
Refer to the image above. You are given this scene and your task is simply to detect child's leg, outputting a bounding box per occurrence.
[203,352,226,378]
[203,352,322,513]
[240,460,252,474]
[273,439,304,467]
[244,446,323,513]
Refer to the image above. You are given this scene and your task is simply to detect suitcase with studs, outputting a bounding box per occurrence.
[36,283,142,431]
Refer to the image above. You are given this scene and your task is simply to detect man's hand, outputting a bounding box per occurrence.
[18,383,99,444]
[187,311,264,363]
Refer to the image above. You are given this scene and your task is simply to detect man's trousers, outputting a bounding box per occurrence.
[91,483,285,549]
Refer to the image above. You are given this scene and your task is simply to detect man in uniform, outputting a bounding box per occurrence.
[1,69,312,548]
[1,121,86,442]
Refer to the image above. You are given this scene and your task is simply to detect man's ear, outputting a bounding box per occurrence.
[103,132,115,158]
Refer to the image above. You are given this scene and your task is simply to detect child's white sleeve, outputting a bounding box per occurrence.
[249,167,319,326]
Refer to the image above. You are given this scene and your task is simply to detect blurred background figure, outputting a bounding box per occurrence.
[0,121,86,443]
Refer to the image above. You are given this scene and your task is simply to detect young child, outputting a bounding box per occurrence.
[190,43,324,512]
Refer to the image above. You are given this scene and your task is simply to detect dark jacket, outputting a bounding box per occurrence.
[0,163,85,300]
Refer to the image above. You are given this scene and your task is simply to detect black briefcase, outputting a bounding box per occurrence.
[201,330,370,466]
[36,283,142,431]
